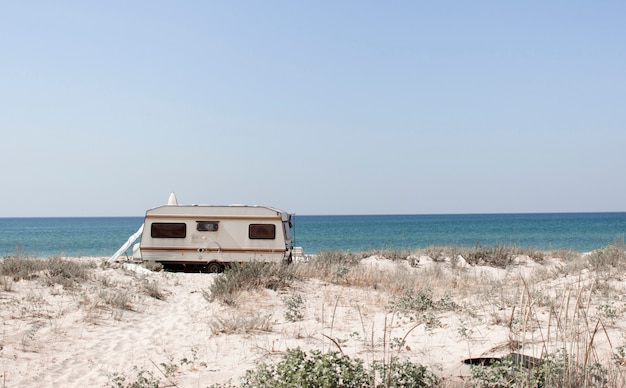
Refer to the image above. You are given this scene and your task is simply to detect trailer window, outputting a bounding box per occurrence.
[249,224,275,239]
[151,223,187,238]
[197,221,219,232]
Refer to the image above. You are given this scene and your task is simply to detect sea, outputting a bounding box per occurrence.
[0,213,625,258]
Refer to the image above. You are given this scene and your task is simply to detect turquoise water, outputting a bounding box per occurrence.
[1,213,625,258]
[0,217,143,257]
[294,213,626,253]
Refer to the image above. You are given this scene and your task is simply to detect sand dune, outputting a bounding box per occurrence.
[1,252,626,387]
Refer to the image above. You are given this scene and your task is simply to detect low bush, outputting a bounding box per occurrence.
[142,279,165,300]
[0,256,46,280]
[210,313,273,334]
[295,251,366,282]
[283,292,305,321]
[142,260,163,272]
[1,275,12,292]
[388,288,457,316]
[108,366,161,388]
[205,262,297,306]
[0,256,91,287]
[419,246,466,262]
[99,289,134,312]
[470,349,607,388]
[239,347,438,388]
[587,245,626,272]
[45,257,90,287]
[462,244,516,268]
[374,358,440,388]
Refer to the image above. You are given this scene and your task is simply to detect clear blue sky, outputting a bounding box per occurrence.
[1,1,625,216]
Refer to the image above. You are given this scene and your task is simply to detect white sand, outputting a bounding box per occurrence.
[1,255,626,387]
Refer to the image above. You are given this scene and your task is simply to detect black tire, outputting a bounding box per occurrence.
[206,262,223,273]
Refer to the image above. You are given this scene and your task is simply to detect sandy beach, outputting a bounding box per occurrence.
[2,249,626,387]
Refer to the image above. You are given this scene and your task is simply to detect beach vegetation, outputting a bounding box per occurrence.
[296,250,363,282]
[44,257,91,287]
[107,347,209,388]
[1,275,12,292]
[8,243,626,387]
[548,247,580,261]
[469,348,608,388]
[97,289,135,318]
[387,288,458,322]
[283,292,305,322]
[419,245,466,262]
[238,347,438,388]
[417,244,548,266]
[586,244,626,272]
[204,261,296,306]
[461,243,517,268]
[209,313,273,334]
[0,256,90,287]
[364,248,411,261]
[141,278,165,300]
[142,260,163,272]
[0,256,46,280]
[108,366,161,388]
[292,250,402,287]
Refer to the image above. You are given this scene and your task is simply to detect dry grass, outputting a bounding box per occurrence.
[1,275,12,292]
[0,256,91,287]
[142,278,165,300]
[203,261,296,306]
[0,256,47,280]
[209,313,274,334]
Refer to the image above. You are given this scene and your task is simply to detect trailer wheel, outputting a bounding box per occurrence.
[207,262,224,273]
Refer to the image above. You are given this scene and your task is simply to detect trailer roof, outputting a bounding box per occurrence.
[145,204,288,218]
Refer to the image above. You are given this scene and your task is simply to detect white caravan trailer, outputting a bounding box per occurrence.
[130,201,295,272]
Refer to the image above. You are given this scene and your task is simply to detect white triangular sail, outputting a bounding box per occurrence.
[108,223,144,263]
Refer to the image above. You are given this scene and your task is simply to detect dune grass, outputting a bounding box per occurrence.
[0,256,92,288]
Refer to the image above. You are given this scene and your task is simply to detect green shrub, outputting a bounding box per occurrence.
[373,358,439,387]
[388,289,457,318]
[470,349,607,388]
[283,292,305,321]
[241,348,371,388]
[239,347,438,388]
[108,366,160,388]
[389,288,435,314]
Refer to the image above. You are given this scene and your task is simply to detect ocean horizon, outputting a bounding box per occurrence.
[1,212,625,258]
